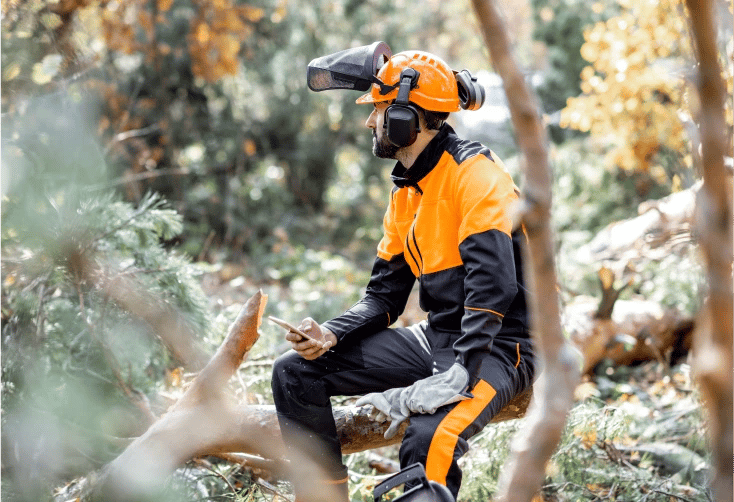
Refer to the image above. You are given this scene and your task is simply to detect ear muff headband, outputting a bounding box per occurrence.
[455,69,485,111]
[384,68,421,148]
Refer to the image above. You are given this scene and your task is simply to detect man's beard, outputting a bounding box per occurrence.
[373,131,399,159]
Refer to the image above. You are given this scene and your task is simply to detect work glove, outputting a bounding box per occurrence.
[356,364,472,439]
[356,387,409,439]
[400,363,471,414]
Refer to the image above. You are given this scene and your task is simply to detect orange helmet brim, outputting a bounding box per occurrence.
[356,90,392,105]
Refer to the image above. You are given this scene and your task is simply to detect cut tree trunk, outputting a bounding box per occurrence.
[565,292,694,375]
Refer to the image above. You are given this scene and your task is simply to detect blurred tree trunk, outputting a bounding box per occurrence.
[471,1,581,501]
[683,0,733,500]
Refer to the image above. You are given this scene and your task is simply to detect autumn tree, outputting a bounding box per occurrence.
[560,0,733,193]
[529,0,617,142]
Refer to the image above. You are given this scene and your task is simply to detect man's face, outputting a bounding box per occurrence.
[366,102,399,159]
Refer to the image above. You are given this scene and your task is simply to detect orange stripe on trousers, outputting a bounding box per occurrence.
[425,380,497,485]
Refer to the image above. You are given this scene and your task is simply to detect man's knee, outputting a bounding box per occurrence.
[399,418,445,467]
[271,351,305,404]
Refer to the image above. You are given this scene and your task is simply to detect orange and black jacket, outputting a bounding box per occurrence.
[322,124,529,383]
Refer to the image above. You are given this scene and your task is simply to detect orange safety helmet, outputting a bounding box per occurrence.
[356,51,461,112]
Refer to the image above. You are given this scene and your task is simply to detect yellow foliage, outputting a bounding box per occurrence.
[243,138,257,156]
[1,0,22,17]
[561,0,734,179]
[3,63,22,81]
[579,428,598,449]
[101,2,142,55]
[185,0,266,82]
[157,0,174,12]
[96,0,264,83]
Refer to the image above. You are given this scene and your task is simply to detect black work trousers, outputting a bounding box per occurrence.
[271,321,535,499]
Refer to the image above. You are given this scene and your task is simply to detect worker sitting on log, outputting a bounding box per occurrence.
[271,42,536,502]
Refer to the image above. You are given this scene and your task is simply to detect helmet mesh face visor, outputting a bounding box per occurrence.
[307,68,361,91]
[307,42,392,92]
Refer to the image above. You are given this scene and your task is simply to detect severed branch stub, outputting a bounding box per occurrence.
[88,290,350,502]
[88,290,274,501]
[594,266,631,320]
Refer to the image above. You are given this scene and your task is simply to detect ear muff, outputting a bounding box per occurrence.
[455,69,485,111]
[384,67,421,147]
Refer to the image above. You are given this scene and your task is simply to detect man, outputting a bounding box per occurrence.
[271,48,535,502]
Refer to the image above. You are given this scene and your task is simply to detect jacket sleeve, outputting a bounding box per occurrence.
[453,154,520,382]
[322,190,416,343]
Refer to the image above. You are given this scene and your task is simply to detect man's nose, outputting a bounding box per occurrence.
[365,109,377,129]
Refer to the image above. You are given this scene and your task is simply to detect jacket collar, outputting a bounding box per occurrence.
[390,123,455,194]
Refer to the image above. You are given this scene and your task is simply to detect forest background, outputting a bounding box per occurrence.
[1,0,732,501]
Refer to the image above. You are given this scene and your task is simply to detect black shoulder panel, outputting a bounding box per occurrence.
[444,137,494,166]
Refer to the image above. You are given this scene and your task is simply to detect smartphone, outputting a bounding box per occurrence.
[267,315,319,343]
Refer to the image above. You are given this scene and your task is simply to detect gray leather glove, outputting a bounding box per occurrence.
[356,387,409,439]
[400,363,471,414]
[355,364,471,439]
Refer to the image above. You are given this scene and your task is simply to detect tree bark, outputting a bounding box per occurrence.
[244,386,532,457]
[470,1,581,501]
[683,0,733,500]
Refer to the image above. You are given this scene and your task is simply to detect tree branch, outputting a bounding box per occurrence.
[96,269,211,371]
[683,0,733,500]
[470,1,581,500]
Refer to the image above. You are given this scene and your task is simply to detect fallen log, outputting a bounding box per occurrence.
[565,292,695,375]
[238,388,532,457]
[563,182,701,374]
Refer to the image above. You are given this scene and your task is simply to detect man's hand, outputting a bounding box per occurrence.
[285,317,337,360]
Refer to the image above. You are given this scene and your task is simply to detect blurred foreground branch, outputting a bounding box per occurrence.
[96,270,211,372]
[683,0,733,500]
[86,291,349,502]
[471,0,581,500]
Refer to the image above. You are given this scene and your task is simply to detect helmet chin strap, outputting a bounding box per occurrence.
[372,67,421,96]
[371,74,400,96]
